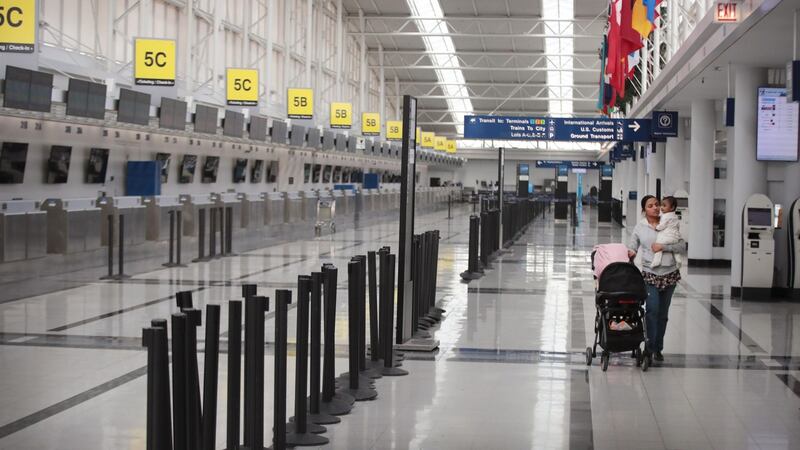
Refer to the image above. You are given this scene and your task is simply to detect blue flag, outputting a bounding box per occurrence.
[644,0,656,22]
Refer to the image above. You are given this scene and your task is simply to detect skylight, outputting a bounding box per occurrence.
[406,0,474,135]
[542,0,574,116]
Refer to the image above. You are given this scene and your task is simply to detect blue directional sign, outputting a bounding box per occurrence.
[464,115,653,142]
[535,160,604,169]
[651,111,679,137]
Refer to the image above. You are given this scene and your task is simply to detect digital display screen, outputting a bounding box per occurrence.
[270,120,287,144]
[233,158,247,183]
[307,127,322,149]
[676,198,688,208]
[194,105,218,134]
[251,160,263,183]
[155,153,171,183]
[335,134,346,152]
[312,164,321,183]
[201,156,220,183]
[117,88,151,125]
[0,142,28,184]
[601,165,614,177]
[747,208,773,227]
[557,166,569,177]
[333,166,342,183]
[179,155,197,183]
[159,97,187,130]
[347,136,358,153]
[518,164,529,175]
[572,168,587,174]
[86,148,110,184]
[757,87,799,161]
[47,146,72,184]
[322,130,335,150]
[304,163,311,183]
[249,116,268,141]
[3,66,54,113]
[266,161,277,183]
[290,125,306,147]
[223,110,244,138]
[67,78,106,119]
[323,165,332,183]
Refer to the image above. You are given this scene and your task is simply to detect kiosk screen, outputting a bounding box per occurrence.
[747,208,772,227]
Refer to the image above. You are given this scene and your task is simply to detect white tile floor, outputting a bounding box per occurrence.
[1,203,800,449]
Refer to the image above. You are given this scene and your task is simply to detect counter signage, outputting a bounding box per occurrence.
[0,0,36,53]
[330,102,352,129]
[362,112,380,136]
[287,88,313,119]
[134,38,176,86]
[434,136,447,151]
[226,68,258,106]
[446,139,456,153]
[387,120,403,140]
[464,115,653,142]
[421,132,435,148]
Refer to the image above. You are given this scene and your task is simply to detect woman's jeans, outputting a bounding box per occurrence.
[645,283,676,353]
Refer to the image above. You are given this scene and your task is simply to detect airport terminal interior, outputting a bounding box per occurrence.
[2,0,800,449]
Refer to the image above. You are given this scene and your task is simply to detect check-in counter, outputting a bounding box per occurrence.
[265,192,286,226]
[238,193,265,230]
[0,200,46,262]
[285,191,303,224]
[331,190,347,215]
[372,189,386,211]
[389,187,400,209]
[211,192,242,231]
[42,198,102,254]
[143,195,182,242]
[180,193,214,237]
[344,190,356,215]
[300,190,319,222]
[362,189,376,212]
[97,196,147,247]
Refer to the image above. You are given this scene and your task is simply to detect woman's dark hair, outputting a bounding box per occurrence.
[640,195,656,212]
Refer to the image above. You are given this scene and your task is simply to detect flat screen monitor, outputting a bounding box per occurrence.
[86,148,110,184]
[271,120,287,144]
[572,168,587,174]
[747,208,773,227]
[333,166,342,183]
[223,110,244,138]
[363,139,373,154]
[557,165,569,177]
[194,105,218,134]
[201,156,219,183]
[47,145,72,184]
[233,158,248,183]
[159,97,187,130]
[251,160,263,183]
[66,78,106,119]
[155,153,171,183]
[304,163,312,183]
[342,168,351,183]
[756,87,799,161]
[307,127,322,149]
[312,164,321,183]
[179,155,197,183]
[3,66,53,112]
[117,88,150,125]
[322,166,332,183]
[676,198,688,208]
[347,136,358,153]
[0,142,28,184]
[322,130,335,150]
[290,124,306,147]
[266,161,277,183]
[518,164,529,175]
[249,116,268,141]
[335,134,346,152]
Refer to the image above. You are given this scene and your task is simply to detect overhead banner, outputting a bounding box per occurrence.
[362,112,380,136]
[421,132,435,148]
[226,68,258,106]
[330,102,352,129]
[535,160,604,169]
[387,120,403,140]
[446,139,456,153]
[134,38,176,86]
[0,0,36,53]
[464,115,653,142]
[287,88,313,119]
[434,136,447,151]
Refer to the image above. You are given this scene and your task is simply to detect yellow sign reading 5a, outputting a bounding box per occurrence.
[362,112,380,136]
[287,88,313,119]
[330,102,352,129]
[421,132,435,148]
[134,38,176,86]
[0,0,36,53]
[446,139,456,153]
[386,121,402,140]
[435,136,447,151]
[226,68,258,106]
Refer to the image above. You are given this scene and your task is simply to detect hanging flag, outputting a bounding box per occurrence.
[631,0,651,38]
[645,0,657,22]
[627,51,640,77]
[598,37,607,110]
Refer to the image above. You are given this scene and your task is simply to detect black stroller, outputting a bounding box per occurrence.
[586,261,651,371]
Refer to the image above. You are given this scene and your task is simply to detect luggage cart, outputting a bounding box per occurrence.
[315,199,336,236]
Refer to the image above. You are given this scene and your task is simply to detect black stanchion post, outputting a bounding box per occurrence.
[166,211,175,266]
[183,308,202,450]
[242,295,268,450]
[226,206,234,255]
[118,214,129,278]
[272,290,291,450]
[319,264,353,414]
[101,215,114,279]
[338,260,378,401]
[379,251,408,376]
[176,210,183,266]
[202,304,221,450]
[242,284,257,299]
[171,313,188,450]
[195,208,206,262]
[209,208,217,259]
[461,216,483,280]
[367,251,381,362]
[353,255,381,379]
[150,319,172,449]
[143,323,172,450]
[307,272,340,425]
[226,301,242,450]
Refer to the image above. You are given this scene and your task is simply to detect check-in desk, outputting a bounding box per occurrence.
[362,189,376,212]
[238,193,265,230]
[300,190,319,222]
[285,191,304,224]
[211,192,242,231]
[373,189,386,211]
[332,190,347,216]
[343,190,356,216]
[180,194,214,237]
[318,190,334,215]
[265,192,286,226]
[143,195,182,241]
[97,196,147,247]
[42,198,102,255]
[388,187,400,209]
[0,200,46,262]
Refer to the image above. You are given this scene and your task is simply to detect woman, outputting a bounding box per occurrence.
[627,195,686,362]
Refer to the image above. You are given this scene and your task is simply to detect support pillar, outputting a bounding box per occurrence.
[648,141,666,198]
[688,99,716,263]
[636,144,647,201]
[664,119,687,196]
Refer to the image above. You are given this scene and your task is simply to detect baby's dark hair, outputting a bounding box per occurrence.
[661,196,677,212]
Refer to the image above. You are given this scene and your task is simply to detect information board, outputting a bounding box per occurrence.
[535,160,603,169]
[434,136,446,151]
[757,87,799,161]
[446,139,456,153]
[464,115,653,142]
[387,120,402,140]
[421,132,435,149]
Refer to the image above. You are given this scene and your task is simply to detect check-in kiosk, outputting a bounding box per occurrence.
[42,198,102,254]
[300,190,319,222]
[97,196,146,247]
[331,189,346,215]
[264,192,286,226]
[0,200,46,262]
[673,189,689,236]
[598,164,613,223]
[554,165,569,220]
[238,192,265,230]
[740,194,775,299]
[788,197,800,300]
[180,194,214,237]
[143,195,182,241]
[284,191,303,224]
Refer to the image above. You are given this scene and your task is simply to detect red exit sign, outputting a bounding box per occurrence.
[714,1,740,23]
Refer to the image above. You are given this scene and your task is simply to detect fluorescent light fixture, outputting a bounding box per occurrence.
[542,0,574,116]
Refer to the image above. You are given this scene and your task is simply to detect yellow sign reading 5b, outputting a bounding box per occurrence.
[0,0,36,53]
[226,68,258,106]
[386,121,403,140]
[134,38,176,86]
[362,113,380,136]
[330,102,352,129]
[287,88,313,119]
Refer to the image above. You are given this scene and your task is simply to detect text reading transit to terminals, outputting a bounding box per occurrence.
[463,115,653,142]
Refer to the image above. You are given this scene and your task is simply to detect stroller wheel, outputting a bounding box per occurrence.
[641,354,651,372]
[635,348,643,367]
[601,352,609,372]
[585,347,592,365]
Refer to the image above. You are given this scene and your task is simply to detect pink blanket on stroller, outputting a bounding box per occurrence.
[592,243,630,279]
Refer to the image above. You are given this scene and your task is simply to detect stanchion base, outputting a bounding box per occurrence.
[192,257,213,263]
[284,432,329,447]
[240,446,270,450]
[337,386,378,401]
[378,366,409,376]
[100,274,131,281]
[414,329,433,339]
[333,391,356,405]
[317,398,352,415]
[395,338,440,352]
[162,263,188,268]
[336,373,377,386]
[291,411,341,425]
[285,421,326,434]
[460,270,484,281]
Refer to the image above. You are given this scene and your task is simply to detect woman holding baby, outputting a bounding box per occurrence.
[627,195,687,362]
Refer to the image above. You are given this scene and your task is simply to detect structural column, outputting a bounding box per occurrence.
[730,66,768,289]
[636,144,647,201]
[648,142,666,198]
[688,99,716,262]
[664,119,687,196]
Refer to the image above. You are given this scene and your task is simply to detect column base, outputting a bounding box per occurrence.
[687,259,731,268]
[730,286,774,301]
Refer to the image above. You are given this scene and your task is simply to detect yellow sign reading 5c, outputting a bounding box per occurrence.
[134,38,176,86]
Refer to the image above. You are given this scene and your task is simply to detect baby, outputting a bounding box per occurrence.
[650,196,683,268]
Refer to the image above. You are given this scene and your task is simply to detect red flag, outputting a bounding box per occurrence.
[620,0,643,56]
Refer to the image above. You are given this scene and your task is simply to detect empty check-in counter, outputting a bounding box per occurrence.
[331,190,347,216]
[211,192,242,232]
[142,195,183,242]
[361,189,375,213]
[180,194,214,237]
[265,192,286,226]
[300,190,319,222]
[285,191,304,224]
[0,200,47,263]
[238,193,265,231]
[97,196,146,247]
[42,198,102,255]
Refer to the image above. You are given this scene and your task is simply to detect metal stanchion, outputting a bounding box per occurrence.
[176,210,184,266]
[319,265,353,415]
[337,260,378,401]
[165,210,187,268]
[143,321,172,450]
[226,206,235,255]
[171,313,188,450]
[202,304,221,450]
[209,208,218,259]
[183,308,202,450]
[461,215,483,280]
[379,251,408,376]
[242,284,257,299]
[306,272,339,425]
[354,255,381,379]
[164,211,175,267]
[272,290,291,450]
[194,208,207,262]
[101,214,129,280]
[367,251,381,363]
[226,300,242,450]
[242,296,268,450]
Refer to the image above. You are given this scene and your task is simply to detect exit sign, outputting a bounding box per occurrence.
[714,1,740,23]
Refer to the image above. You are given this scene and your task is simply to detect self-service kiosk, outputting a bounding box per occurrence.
[554,165,569,220]
[597,164,613,222]
[517,163,530,197]
[740,194,775,299]
[673,190,689,237]
[788,197,800,300]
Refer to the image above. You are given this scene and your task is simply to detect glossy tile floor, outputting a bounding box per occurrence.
[2,204,800,449]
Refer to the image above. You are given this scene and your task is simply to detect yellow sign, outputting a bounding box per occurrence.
[330,102,352,129]
[434,136,447,151]
[446,139,456,153]
[415,127,421,144]
[226,68,258,106]
[287,88,313,119]
[134,38,176,86]
[421,132,435,148]
[0,0,35,53]
[386,121,402,140]
[362,112,380,136]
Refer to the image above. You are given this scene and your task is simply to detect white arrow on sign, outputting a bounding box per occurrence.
[627,121,640,132]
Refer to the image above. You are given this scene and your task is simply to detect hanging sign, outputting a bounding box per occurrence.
[421,132,435,148]
[387,120,403,140]
[713,1,740,23]
[446,139,456,153]
[134,38,176,86]
[434,136,447,151]
[287,88,313,119]
[362,112,380,136]
[226,68,258,106]
[0,0,36,53]
[330,102,352,128]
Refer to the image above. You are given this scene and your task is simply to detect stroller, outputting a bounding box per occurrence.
[586,248,651,372]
